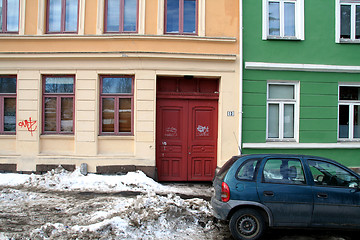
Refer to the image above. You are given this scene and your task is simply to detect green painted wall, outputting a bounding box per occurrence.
[242,1,360,166]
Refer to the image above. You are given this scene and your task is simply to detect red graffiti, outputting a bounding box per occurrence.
[18,117,37,136]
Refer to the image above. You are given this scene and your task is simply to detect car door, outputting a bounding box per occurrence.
[257,157,313,227]
[307,158,360,227]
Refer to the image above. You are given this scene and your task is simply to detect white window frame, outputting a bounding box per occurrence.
[338,84,360,141]
[37,0,85,35]
[266,81,299,142]
[336,0,360,43]
[157,0,205,36]
[262,0,304,40]
[97,0,145,35]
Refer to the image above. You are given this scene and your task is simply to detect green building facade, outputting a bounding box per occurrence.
[242,0,360,167]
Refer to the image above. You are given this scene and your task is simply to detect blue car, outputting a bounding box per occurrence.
[211,154,360,240]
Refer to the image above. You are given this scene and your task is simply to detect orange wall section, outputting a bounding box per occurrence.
[84,0,98,35]
[25,0,39,35]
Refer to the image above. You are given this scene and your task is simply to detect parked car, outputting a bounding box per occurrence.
[211,154,360,240]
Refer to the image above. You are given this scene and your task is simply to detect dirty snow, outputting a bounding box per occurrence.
[0,167,357,240]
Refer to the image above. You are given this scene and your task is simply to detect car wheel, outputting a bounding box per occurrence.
[229,208,266,240]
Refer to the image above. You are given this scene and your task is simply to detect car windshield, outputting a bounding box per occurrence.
[217,156,239,180]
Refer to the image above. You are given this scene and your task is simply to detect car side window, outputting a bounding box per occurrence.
[263,158,306,184]
[308,160,360,188]
[236,159,259,181]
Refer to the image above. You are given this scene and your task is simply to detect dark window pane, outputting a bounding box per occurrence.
[183,0,196,33]
[45,97,57,132]
[61,97,73,132]
[6,0,19,32]
[124,0,137,32]
[48,0,62,32]
[0,77,16,93]
[354,105,360,138]
[45,77,74,93]
[102,98,115,132]
[341,5,351,39]
[340,86,360,100]
[106,0,120,31]
[65,0,78,32]
[339,105,349,138]
[0,1,3,31]
[356,6,360,39]
[166,0,179,33]
[102,77,132,94]
[4,98,16,132]
[119,98,131,132]
[269,2,280,36]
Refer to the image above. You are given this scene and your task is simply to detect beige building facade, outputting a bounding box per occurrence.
[0,0,240,180]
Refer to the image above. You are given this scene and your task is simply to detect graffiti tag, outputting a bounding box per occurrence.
[197,125,209,136]
[18,117,37,136]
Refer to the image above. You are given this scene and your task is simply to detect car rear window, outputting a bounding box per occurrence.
[217,156,239,180]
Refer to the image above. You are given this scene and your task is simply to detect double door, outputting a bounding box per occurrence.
[156,99,218,181]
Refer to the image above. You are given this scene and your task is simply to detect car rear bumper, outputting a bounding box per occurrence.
[211,197,232,220]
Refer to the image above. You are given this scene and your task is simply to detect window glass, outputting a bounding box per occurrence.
[44,97,57,132]
[45,77,74,93]
[269,84,294,99]
[107,0,120,32]
[60,97,73,132]
[119,98,131,132]
[263,159,305,184]
[268,2,280,36]
[237,159,259,181]
[6,0,19,32]
[183,0,196,33]
[268,104,279,138]
[354,105,360,138]
[4,98,16,132]
[0,1,2,32]
[65,0,78,32]
[124,0,137,32]
[284,2,295,36]
[102,98,115,132]
[339,104,349,138]
[0,77,16,93]
[340,86,360,100]
[166,0,179,33]
[102,77,132,94]
[309,160,360,188]
[341,5,351,39]
[357,6,360,39]
[284,104,294,138]
[48,0,62,32]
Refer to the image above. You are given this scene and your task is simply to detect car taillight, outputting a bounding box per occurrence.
[221,182,230,202]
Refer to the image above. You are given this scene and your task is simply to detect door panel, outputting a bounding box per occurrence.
[156,99,188,181]
[156,99,218,181]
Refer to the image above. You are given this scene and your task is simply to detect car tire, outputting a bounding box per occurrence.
[229,208,266,240]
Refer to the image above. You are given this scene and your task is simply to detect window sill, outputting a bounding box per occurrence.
[0,134,16,139]
[98,135,135,140]
[339,39,360,44]
[265,36,302,41]
[243,142,360,149]
[40,134,75,140]
[266,139,297,142]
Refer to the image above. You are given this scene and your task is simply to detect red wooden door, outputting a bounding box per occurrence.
[156,99,218,181]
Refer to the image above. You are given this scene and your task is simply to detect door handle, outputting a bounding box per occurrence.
[263,191,274,197]
[317,193,328,199]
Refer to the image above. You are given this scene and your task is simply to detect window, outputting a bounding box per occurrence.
[165,0,198,35]
[0,0,19,33]
[309,160,360,188]
[338,85,360,140]
[337,0,360,42]
[236,159,260,181]
[0,76,16,134]
[104,0,138,33]
[267,83,298,141]
[100,76,133,135]
[42,76,74,134]
[263,158,306,184]
[262,0,304,40]
[46,0,79,33]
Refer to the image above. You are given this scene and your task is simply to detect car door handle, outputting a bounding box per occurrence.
[263,191,274,197]
[317,193,328,199]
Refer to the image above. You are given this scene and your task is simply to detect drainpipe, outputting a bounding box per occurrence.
[238,0,243,155]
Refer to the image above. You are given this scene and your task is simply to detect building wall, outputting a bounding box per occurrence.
[0,0,240,175]
[242,0,360,166]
